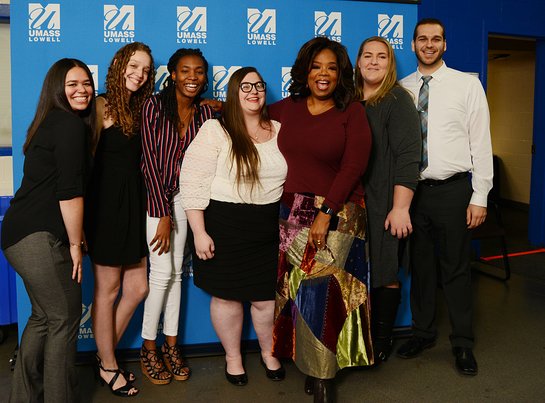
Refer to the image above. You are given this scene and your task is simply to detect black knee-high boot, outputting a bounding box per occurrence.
[371,287,401,362]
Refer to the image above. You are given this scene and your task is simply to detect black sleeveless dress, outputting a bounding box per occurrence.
[85,124,147,266]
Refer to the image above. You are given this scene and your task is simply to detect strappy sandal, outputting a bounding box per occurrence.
[161,342,191,381]
[140,344,172,385]
[96,353,135,382]
[97,360,139,397]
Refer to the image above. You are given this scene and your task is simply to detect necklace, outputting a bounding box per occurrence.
[179,106,194,129]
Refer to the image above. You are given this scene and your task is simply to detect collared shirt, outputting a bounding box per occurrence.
[400,62,493,207]
[141,94,214,218]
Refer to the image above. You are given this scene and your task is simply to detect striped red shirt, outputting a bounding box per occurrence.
[141,94,214,218]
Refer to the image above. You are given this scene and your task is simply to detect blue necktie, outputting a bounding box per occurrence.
[418,76,432,172]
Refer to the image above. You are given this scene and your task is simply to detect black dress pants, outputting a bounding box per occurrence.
[409,177,474,348]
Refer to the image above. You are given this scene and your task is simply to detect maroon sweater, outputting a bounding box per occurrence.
[269,97,371,212]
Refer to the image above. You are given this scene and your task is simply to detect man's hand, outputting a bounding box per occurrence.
[466,204,487,229]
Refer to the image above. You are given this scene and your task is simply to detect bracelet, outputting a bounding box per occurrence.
[319,203,335,216]
[70,241,84,248]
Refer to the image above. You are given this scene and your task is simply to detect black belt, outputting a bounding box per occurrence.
[419,172,469,187]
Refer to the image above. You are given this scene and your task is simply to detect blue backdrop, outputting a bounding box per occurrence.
[11,0,417,352]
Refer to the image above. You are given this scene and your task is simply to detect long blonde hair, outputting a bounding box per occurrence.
[354,36,398,106]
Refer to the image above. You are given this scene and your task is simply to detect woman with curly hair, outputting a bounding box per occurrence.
[269,37,373,402]
[355,36,421,363]
[139,48,215,385]
[85,42,155,397]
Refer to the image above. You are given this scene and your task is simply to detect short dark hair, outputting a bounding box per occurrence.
[289,37,354,111]
[413,18,446,41]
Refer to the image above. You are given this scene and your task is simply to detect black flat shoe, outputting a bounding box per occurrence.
[260,357,285,381]
[304,375,315,395]
[225,365,248,386]
[396,336,436,359]
[452,347,478,376]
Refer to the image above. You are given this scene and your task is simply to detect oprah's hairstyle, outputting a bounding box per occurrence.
[413,18,446,41]
[219,66,270,191]
[289,37,354,111]
[159,48,209,131]
[103,42,156,136]
[24,58,96,153]
[354,36,399,106]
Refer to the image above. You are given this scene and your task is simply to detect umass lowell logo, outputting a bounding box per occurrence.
[281,67,292,99]
[28,3,61,43]
[213,66,241,101]
[378,14,404,49]
[104,5,135,43]
[154,65,169,94]
[247,8,276,46]
[177,6,207,44]
[314,11,341,42]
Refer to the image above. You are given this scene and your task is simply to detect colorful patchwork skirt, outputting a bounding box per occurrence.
[272,193,374,378]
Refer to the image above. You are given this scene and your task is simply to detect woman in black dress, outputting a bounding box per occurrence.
[2,58,95,402]
[85,42,155,397]
[355,36,421,362]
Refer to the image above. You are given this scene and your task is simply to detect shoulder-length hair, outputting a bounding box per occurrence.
[219,66,270,191]
[354,36,398,106]
[159,48,209,131]
[289,37,354,111]
[24,58,97,154]
[103,42,156,136]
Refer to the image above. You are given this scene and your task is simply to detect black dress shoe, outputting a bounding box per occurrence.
[304,375,315,395]
[452,347,478,376]
[314,378,335,403]
[396,336,436,359]
[260,357,285,381]
[224,365,248,386]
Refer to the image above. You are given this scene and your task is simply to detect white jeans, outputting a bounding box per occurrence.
[141,200,187,340]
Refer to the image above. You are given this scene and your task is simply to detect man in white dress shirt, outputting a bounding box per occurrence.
[396,18,493,376]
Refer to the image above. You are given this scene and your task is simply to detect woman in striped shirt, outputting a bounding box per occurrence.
[140,48,214,385]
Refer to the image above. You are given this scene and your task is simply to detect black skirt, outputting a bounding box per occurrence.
[192,199,280,301]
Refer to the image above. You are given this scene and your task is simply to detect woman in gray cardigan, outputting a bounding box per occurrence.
[355,36,422,362]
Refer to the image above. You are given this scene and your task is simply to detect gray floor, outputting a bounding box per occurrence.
[2,207,545,402]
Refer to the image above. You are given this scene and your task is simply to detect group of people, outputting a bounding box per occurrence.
[1,17,492,403]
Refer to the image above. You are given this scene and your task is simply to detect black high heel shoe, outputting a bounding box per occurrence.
[224,364,248,386]
[96,357,139,397]
[96,353,135,382]
[260,357,285,381]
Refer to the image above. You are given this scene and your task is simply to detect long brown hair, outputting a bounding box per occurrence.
[219,67,270,192]
[24,58,96,153]
[103,42,155,136]
[354,36,398,106]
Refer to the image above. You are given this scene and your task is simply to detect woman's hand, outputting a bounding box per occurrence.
[193,231,215,260]
[150,216,172,255]
[308,211,331,249]
[384,207,412,239]
[69,244,83,283]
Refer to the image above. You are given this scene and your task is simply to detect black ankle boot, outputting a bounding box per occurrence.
[314,378,335,403]
[371,287,401,363]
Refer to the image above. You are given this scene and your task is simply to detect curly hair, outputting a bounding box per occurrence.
[354,36,399,106]
[159,48,209,131]
[289,37,354,111]
[219,67,270,191]
[103,42,156,136]
[24,58,97,153]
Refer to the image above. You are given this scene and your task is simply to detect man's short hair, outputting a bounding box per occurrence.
[413,18,446,41]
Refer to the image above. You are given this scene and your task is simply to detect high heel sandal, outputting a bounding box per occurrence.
[140,344,172,385]
[96,359,139,397]
[96,353,135,382]
[161,342,191,381]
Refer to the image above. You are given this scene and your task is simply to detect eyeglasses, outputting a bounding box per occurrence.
[239,81,266,93]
